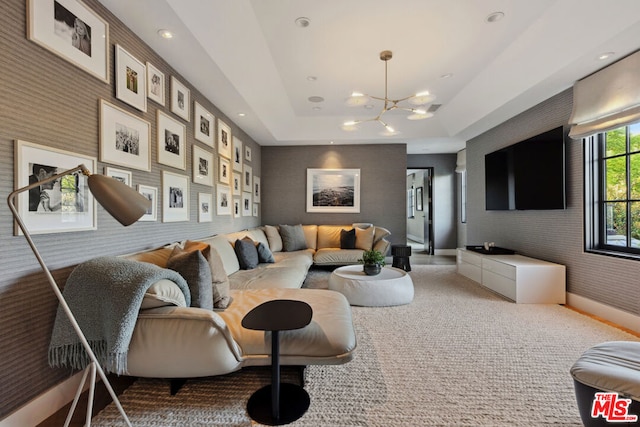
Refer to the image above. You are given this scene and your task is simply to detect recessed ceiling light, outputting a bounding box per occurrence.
[308,96,324,103]
[486,12,504,23]
[312,106,322,111]
[295,17,310,28]
[237,112,246,117]
[440,73,453,79]
[307,76,317,82]
[597,52,615,61]
[157,29,174,39]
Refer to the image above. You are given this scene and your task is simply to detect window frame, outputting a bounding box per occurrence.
[584,124,640,260]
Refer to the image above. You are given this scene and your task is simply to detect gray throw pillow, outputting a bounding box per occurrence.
[183,240,231,309]
[166,246,213,310]
[234,238,259,269]
[257,242,275,263]
[279,224,308,252]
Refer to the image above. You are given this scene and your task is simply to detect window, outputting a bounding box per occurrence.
[585,122,640,258]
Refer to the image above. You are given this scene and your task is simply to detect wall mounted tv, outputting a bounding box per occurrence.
[485,126,566,210]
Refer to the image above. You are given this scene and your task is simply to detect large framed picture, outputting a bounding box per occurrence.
[170,76,190,121]
[232,137,243,171]
[115,44,146,112]
[192,145,214,187]
[217,119,231,159]
[146,62,165,106]
[162,171,189,222]
[14,139,96,235]
[137,184,157,222]
[198,192,212,223]
[157,110,186,170]
[99,99,151,172]
[27,0,109,82]
[194,102,214,147]
[306,168,361,213]
[216,185,231,215]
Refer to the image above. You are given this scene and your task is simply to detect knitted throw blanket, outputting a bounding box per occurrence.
[48,256,190,375]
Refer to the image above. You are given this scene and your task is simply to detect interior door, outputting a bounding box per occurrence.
[423,168,434,254]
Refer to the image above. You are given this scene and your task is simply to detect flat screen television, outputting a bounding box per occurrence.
[485,126,566,210]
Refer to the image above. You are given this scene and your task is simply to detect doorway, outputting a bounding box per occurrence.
[406,168,434,254]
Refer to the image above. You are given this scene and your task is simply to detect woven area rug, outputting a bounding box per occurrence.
[92,265,638,426]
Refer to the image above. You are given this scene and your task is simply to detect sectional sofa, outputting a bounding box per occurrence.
[119,224,391,380]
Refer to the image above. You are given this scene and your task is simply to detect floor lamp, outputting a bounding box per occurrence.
[7,164,151,427]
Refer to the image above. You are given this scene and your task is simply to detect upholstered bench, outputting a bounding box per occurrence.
[570,341,640,426]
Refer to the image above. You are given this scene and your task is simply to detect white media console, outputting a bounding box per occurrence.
[456,248,566,304]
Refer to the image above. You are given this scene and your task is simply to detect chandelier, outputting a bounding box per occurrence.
[342,50,436,135]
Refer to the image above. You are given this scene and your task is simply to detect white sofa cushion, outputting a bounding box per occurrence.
[140,279,188,309]
[314,248,364,265]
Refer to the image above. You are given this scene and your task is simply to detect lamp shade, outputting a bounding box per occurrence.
[87,174,151,226]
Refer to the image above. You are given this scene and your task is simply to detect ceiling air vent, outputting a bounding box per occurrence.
[427,104,442,113]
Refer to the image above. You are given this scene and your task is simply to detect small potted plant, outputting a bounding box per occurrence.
[358,249,386,276]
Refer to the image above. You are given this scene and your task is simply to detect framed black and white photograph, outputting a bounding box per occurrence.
[170,76,190,121]
[219,157,230,185]
[192,145,213,187]
[99,99,151,172]
[416,186,424,211]
[232,172,241,194]
[245,145,252,162]
[14,139,96,235]
[217,119,231,159]
[216,185,231,216]
[242,192,252,216]
[157,110,186,170]
[253,204,259,217]
[137,184,157,222]
[243,164,252,192]
[146,61,165,106]
[306,168,360,213]
[194,102,214,147]
[115,44,146,112]
[162,171,188,222]
[104,166,131,186]
[232,137,243,171]
[253,176,261,203]
[27,0,109,82]
[198,192,212,223]
[233,198,241,218]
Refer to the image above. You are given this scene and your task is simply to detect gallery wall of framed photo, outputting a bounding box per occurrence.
[0,0,262,418]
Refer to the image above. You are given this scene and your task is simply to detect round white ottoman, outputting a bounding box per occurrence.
[328,265,414,306]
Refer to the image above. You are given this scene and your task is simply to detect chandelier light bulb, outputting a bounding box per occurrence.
[343,120,358,126]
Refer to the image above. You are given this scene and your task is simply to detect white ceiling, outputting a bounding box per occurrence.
[98,0,640,154]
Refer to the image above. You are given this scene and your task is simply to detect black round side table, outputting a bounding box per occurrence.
[241,299,313,425]
[391,244,412,272]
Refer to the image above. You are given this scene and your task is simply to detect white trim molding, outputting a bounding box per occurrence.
[567,292,640,335]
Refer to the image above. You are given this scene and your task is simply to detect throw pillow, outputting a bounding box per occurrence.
[340,228,356,249]
[257,242,275,263]
[374,226,391,242]
[183,240,231,309]
[262,225,283,252]
[234,238,259,269]
[355,226,375,250]
[279,224,308,252]
[166,246,213,310]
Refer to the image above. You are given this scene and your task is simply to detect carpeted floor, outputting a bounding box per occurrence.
[92,265,638,426]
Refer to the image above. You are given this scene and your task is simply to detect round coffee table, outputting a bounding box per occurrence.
[329,265,414,306]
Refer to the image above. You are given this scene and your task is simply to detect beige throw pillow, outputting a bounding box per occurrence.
[263,225,283,252]
[355,226,375,250]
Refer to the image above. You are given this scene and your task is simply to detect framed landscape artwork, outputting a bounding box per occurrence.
[146,62,165,106]
[170,76,190,121]
[27,0,109,82]
[99,99,151,171]
[115,44,146,112]
[14,139,96,235]
[194,102,214,147]
[137,184,157,221]
[157,110,186,170]
[162,171,188,222]
[306,168,360,213]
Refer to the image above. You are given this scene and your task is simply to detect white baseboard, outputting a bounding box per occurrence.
[0,371,92,427]
[567,292,640,335]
